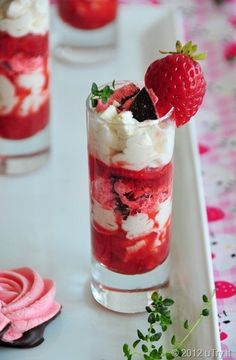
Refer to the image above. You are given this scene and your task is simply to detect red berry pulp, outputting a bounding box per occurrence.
[89,154,173,275]
[58,0,118,30]
[0,32,49,140]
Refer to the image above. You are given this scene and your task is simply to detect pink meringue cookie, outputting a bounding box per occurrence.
[0,267,61,343]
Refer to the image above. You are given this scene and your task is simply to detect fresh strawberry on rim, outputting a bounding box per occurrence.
[145,40,207,127]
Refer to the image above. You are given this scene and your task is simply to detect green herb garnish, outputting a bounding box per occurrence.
[90,81,116,107]
[123,291,215,359]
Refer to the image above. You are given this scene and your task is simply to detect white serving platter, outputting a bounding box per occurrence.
[0,5,221,359]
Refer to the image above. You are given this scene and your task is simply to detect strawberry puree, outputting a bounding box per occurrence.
[58,0,118,30]
[0,32,49,140]
[0,268,61,343]
[0,32,49,58]
[89,154,173,275]
[92,220,170,275]
[0,100,49,140]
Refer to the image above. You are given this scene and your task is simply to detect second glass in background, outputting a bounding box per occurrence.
[53,0,118,64]
[0,0,50,175]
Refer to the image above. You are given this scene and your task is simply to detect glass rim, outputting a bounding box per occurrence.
[86,80,175,127]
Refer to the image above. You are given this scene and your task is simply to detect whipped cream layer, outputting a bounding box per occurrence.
[121,198,172,240]
[122,213,154,240]
[0,0,49,37]
[92,195,172,239]
[92,200,118,232]
[0,75,18,114]
[155,197,172,228]
[0,267,61,343]
[88,105,175,171]
[0,56,48,116]
[18,67,48,115]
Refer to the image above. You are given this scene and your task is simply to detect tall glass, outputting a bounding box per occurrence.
[54,0,118,64]
[87,82,175,313]
[0,0,50,175]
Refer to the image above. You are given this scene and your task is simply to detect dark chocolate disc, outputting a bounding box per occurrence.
[129,87,157,122]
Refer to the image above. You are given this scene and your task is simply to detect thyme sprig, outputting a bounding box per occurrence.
[90,81,115,107]
[123,291,214,360]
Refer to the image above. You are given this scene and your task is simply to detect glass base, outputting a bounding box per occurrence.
[54,45,117,65]
[91,256,169,313]
[0,149,50,176]
[0,126,50,175]
[52,8,117,65]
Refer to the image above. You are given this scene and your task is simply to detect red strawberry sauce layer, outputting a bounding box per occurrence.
[0,32,49,140]
[89,154,173,275]
[0,100,49,140]
[0,32,49,58]
[58,0,118,30]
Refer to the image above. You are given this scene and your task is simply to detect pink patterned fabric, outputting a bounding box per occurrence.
[156,0,236,358]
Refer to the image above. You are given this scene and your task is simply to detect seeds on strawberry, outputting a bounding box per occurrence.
[144,41,206,127]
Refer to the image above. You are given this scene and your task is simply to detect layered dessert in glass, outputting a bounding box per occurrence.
[87,41,207,312]
[87,82,175,312]
[0,0,50,174]
[54,0,118,64]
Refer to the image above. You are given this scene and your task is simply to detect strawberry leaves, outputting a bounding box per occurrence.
[159,40,207,61]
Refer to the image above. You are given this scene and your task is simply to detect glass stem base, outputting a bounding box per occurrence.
[91,257,169,313]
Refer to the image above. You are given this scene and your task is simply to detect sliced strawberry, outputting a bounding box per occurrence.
[110,83,140,105]
[96,99,108,113]
[121,95,136,111]
[96,83,140,113]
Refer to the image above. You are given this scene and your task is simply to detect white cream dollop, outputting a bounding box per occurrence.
[126,240,146,255]
[92,200,118,232]
[17,68,48,115]
[89,106,175,171]
[0,75,18,114]
[155,197,172,228]
[122,213,154,240]
[0,0,49,37]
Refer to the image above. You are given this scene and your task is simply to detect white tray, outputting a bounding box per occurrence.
[0,5,221,359]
